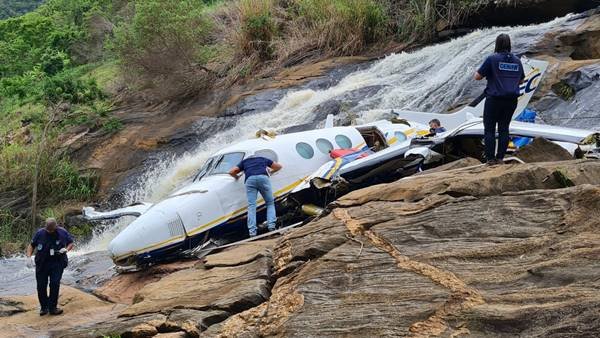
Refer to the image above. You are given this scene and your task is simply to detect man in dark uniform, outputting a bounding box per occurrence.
[26,218,74,316]
[475,34,525,165]
[229,155,282,237]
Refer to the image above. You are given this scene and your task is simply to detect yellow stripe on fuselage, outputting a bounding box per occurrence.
[114,176,308,261]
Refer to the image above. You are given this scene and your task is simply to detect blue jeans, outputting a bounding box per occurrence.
[245,175,276,236]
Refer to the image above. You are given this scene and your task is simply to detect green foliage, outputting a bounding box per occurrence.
[0,209,30,247]
[114,0,215,98]
[0,0,45,20]
[293,0,388,54]
[238,0,277,59]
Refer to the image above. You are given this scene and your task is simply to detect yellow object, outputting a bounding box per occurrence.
[301,204,324,217]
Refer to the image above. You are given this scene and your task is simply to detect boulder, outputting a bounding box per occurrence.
[120,245,274,317]
[335,160,600,206]
[94,260,197,304]
[515,137,574,162]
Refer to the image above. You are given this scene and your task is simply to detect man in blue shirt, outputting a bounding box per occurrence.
[229,155,282,237]
[428,119,447,135]
[475,34,525,165]
[26,218,74,316]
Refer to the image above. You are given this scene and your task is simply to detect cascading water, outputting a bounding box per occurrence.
[0,14,588,295]
[83,14,578,252]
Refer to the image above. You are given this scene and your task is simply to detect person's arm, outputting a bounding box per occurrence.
[229,166,242,179]
[27,231,39,257]
[66,230,74,252]
[519,60,525,84]
[475,57,490,81]
[269,162,282,173]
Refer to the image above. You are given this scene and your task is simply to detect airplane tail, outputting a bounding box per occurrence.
[466,57,548,119]
[393,57,549,131]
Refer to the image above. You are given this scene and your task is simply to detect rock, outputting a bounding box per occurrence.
[94,260,197,304]
[0,299,26,317]
[210,160,600,337]
[515,137,574,162]
[53,313,167,338]
[154,332,187,338]
[120,255,272,317]
[167,309,230,333]
[415,157,481,176]
[203,239,276,268]
[0,286,122,338]
[335,160,600,207]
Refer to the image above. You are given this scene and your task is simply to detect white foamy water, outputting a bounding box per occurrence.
[81,15,575,252]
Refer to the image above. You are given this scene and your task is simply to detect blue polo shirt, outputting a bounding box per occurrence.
[31,227,73,263]
[478,53,525,98]
[237,156,273,182]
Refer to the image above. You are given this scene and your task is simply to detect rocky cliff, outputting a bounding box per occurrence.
[2,159,594,337]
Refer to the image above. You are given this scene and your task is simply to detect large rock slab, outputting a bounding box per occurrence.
[0,286,122,338]
[94,260,197,304]
[336,160,600,206]
[120,242,275,318]
[208,160,600,337]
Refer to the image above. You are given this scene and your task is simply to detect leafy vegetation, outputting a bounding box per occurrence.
[0,0,485,252]
[0,0,45,19]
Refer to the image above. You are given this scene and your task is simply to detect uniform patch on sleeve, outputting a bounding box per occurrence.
[499,62,519,72]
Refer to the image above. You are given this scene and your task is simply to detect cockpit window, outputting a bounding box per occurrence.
[209,152,245,175]
[194,157,216,181]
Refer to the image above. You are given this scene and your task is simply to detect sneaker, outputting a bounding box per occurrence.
[485,159,498,166]
[49,308,63,315]
[39,308,48,316]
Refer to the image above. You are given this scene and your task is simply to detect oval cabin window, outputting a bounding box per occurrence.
[295,142,315,159]
[316,138,333,154]
[335,134,353,149]
[394,131,408,143]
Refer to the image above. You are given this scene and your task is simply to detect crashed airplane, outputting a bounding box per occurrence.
[84,58,600,267]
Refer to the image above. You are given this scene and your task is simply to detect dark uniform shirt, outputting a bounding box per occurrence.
[237,156,273,182]
[31,227,73,266]
[478,52,525,98]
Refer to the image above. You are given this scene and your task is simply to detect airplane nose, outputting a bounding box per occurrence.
[107,209,184,264]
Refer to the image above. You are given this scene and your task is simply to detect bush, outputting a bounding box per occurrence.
[114,0,215,99]
[237,0,277,59]
[291,0,388,55]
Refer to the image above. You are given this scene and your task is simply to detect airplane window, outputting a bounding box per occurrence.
[335,134,353,149]
[194,157,215,181]
[209,152,245,175]
[254,149,278,162]
[316,138,333,154]
[394,131,408,142]
[295,142,314,159]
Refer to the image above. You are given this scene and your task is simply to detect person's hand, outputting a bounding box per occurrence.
[26,256,34,268]
[59,248,68,254]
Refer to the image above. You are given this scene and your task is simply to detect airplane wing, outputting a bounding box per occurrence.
[82,202,153,221]
[451,120,600,145]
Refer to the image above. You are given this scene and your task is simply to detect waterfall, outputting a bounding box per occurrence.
[81,15,575,252]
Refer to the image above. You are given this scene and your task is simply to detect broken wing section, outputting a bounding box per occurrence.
[82,202,153,221]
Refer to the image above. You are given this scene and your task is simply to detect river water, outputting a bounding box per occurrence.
[1,13,593,296]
